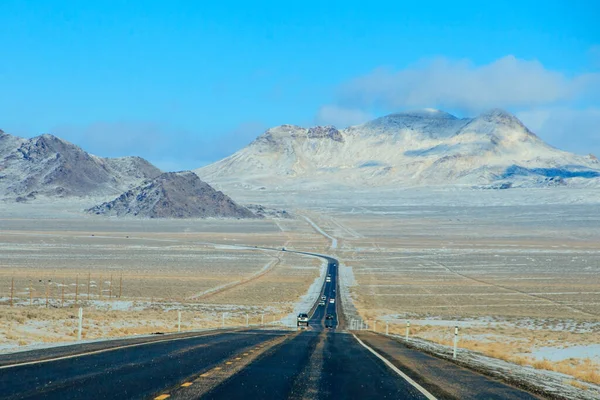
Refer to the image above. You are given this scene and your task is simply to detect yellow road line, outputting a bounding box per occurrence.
[200,372,211,377]
[214,367,222,370]
[225,361,232,365]
[235,357,241,360]
[154,395,170,400]
[181,382,193,387]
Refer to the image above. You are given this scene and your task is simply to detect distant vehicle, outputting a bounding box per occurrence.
[326,276,331,282]
[325,314,335,328]
[297,313,309,327]
[319,300,326,306]
[321,295,327,301]
[282,247,286,251]
[329,298,335,304]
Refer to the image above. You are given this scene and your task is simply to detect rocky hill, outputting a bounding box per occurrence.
[195,109,600,190]
[87,171,258,218]
[0,130,161,200]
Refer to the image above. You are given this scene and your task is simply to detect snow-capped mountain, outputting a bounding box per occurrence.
[196,109,600,190]
[0,130,161,200]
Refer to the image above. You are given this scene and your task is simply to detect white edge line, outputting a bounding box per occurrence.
[352,334,438,400]
[0,330,229,370]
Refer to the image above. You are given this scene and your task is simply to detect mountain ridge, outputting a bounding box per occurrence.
[0,130,162,200]
[196,108,600,190]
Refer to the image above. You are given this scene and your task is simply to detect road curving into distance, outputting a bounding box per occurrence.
[0,248,545,400]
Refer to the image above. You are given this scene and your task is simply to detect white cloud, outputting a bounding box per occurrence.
[329,55,600,113]
[517,107,600,156]
[314,104,373,128]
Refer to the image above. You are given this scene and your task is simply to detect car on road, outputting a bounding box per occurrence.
[297,313,309,327]
[329,298,335,304]
[319,300,326,306]
[321,295,327,301]
[326,276,331,282]
[325,314,335,328]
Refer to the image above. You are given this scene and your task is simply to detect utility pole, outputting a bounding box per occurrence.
[77,308,83,340]
[87,272,91,301]
[75,275,79,304]
[453,326,459,359]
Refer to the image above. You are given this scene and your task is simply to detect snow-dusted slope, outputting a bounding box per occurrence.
[0,130,162,200]
[196,109,600,189]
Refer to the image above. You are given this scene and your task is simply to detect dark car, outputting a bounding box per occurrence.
[325,314,335,329]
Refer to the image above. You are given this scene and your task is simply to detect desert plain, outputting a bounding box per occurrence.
[1,188,599,385]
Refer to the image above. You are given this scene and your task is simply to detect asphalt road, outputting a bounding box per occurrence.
[1,252,544,400]
[0,330,289,400]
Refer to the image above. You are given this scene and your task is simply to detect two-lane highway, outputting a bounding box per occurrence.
[307,257,338,330]
[197,257,433,399]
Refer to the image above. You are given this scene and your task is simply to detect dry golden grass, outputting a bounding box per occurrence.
[0,216,329,352]
[377,321,600,385]
[324,209,600,321]
[0,305,291,349]
[569,380,590,390]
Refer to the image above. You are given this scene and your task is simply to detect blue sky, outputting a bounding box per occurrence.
[1,0,599,170]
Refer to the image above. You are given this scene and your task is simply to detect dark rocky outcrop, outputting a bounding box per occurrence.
[87,171,259,219]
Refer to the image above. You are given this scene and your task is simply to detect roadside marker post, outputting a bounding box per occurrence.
[77,307,83,340]
[386,321,389,336]
[453,326,459,359]
[261,313,264,326]
[406,321,410,341]
[374,320,377,332]
[177,311,182,332]
[222,313,226,328]
[246,314,249,327]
